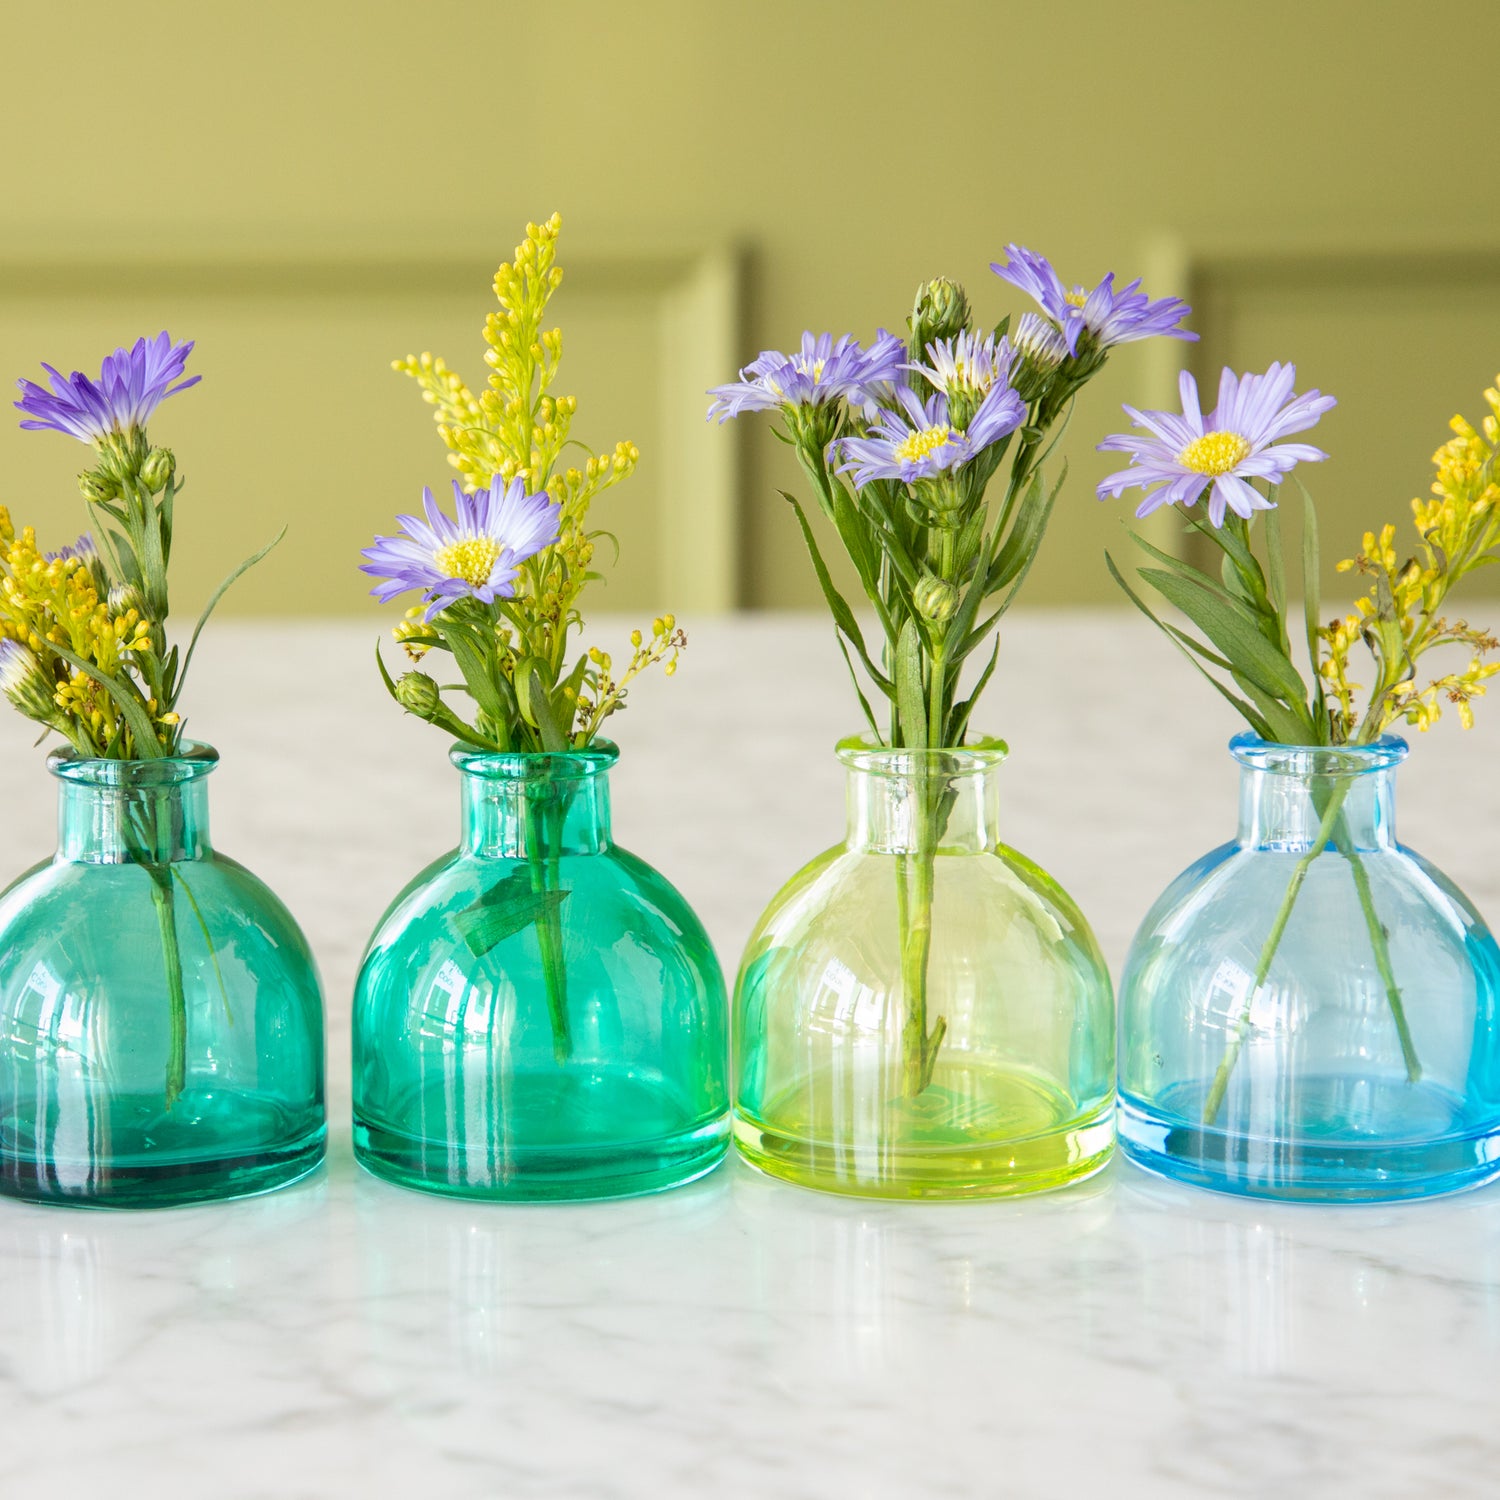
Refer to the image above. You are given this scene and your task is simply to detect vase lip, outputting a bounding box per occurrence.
[450,737,620,780]
[836,732,1009,775]
[1229,730,1409,774]
[47,739,219,787]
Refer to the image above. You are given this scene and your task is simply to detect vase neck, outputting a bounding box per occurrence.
[1232,737,1404,853]
[50,749,217,865]
[840,741,1006,855]
[455,746,616,859]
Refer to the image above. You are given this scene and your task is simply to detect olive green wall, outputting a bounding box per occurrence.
[2,0,1497,615]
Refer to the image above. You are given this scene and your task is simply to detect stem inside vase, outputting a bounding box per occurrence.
[1202,771,1421,1125]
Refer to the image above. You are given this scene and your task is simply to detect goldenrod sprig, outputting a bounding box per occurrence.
[1321,378,1500,740]
[381,213,679,752]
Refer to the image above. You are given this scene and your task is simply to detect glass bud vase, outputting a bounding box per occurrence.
[733,737,1115,1199]
[1119,733,1500,1202]
[352,742,729,1201]
[0,745,327,1207]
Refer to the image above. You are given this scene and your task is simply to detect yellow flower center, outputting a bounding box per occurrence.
[895,426,955,464]
[1178,430,1252,477]
[433,536,502,586]
[1064,287,1089,307]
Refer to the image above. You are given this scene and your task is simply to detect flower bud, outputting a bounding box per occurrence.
[140,447,176,491]
[107,582,147,618]
[394,671,444,720]
[78,471,118,505]
[910,277,971,356]
[914,574,961,623]
[0,638,58,721]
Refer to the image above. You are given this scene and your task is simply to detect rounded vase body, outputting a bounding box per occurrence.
[1119,734,1500,1202]
[351,742,729,1201]
[733,738,1115,1199]
[0,746,327,1207]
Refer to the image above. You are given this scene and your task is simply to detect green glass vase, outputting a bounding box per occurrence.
[352,741,729,1201]
[0,745,326,1207]
[734,737,1115,1198]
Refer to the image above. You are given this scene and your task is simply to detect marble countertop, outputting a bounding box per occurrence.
[3,614,1498,1499]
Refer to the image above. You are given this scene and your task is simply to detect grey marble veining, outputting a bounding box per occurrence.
[1,614,1498,1499]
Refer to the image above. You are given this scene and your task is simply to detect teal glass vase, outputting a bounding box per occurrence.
[733,737,1115,1198]
[1119,734,1500,1201]
[0,745,326,1208]
[352,742,729,1201]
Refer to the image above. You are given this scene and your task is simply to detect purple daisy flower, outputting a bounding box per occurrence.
[360,474,562,620]
[908,330,1016,400]
[990,245,1195,357]
[16,333,199,443]
[1096,363,1337,527]
[707,330,906,421]
[835,382,1025,488]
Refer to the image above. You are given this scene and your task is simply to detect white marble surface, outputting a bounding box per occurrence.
[3,614,1500,1499]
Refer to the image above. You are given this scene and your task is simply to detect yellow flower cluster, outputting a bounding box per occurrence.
[0,505,160,754]
[571,615,687,741]
[1320,377,1500,739]
[391,212,676,747]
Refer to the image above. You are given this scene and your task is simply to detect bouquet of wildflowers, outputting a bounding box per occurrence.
[3,335,279,1104]
[1103,364,1500,1119]
[361,214,682,1058]
[709,247,1194,1094]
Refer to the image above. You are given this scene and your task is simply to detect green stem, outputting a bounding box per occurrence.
[1202,778,1353,1125]
[524,792,571,1063]
[149,869,187,1109]
[898,776,947,1097]
[1337,828,1422,1084]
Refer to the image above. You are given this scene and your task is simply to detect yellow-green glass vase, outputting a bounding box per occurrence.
[733,737,1114,1198]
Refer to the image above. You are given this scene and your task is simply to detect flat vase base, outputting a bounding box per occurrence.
[352,1115,730,1202]
[1119,1090,1500,1203]
[732,1105,1115,1200]
[0,1094,326,1209]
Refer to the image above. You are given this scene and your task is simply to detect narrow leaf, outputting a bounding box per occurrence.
[48,644,165,757]
[1298,477,1322,678]
[895,617,927,747]
[179,528,286,691]
[783,491,893,693]
[836,633,882,737]
[947,635,1001,744]
[453,870,572,958]
[1139,567,1309,703]
[1105,552,1275,738]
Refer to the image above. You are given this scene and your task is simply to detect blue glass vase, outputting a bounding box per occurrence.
[0,745,326,1207]
[351,742,729,1201]
[1119,733,1500,1201]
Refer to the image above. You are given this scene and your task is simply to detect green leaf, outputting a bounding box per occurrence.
[1263,494,1289,653]
[518,660,567,751]
[991,460,1068,614]
[446,625,509,726]
[835,633,881,738]
[783,491,893,694]
[1105,552,1275,739]
[947,635,1000,744]
[1298,477,1322,675]
[453,870,572,958]
[1139,566,1309,703]
[179,528,286,693]
[48,643,165,757]
[895,616,927,747]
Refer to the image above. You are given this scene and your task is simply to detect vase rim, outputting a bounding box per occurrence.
[450,737,620,780]
[47,739,219,786]
[1229,731,1408,774]
[836,732,1009,775]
